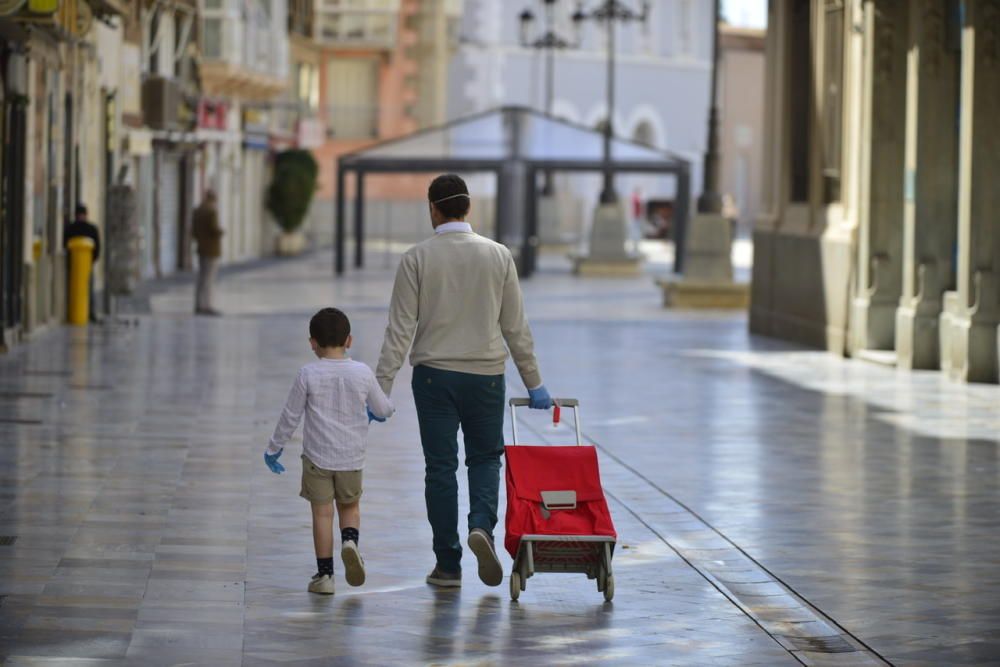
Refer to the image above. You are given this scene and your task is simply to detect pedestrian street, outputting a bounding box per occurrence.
[0,252,998,666]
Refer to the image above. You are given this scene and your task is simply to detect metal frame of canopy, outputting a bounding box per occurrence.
[334,106,691,277]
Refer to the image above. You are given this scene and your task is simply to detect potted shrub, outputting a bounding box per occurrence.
[266,149,319,255]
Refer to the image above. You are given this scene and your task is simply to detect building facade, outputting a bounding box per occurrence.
[0,0,127,348]
[751,0,999,383]
[449,0,713,224]
[282,0,463,246]
[198,0,289,263]
[0,0,294,350]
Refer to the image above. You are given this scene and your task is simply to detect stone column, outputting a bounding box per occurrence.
[895,0,961,370]
[947,0,1000,383]
[850,0,907,354]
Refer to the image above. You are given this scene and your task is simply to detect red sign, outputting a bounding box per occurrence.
[197,100,227,130]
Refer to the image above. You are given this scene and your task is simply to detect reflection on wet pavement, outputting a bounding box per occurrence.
[0,252,996,665]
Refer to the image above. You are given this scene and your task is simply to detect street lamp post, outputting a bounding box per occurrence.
[697,0,722,214]
[571,0,649,204]
[519,0,575,195]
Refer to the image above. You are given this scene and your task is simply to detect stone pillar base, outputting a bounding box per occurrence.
[658,279,750,309]
[849,296,897,355]
[684,213,734,282]
[895,304,940,370]
[943,285,999,382]
[939,292,961,377]
[948,317,1000,383]
[571,202,643,277]
[570,255,643,277]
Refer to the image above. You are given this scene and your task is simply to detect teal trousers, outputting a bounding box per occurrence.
[412,365,505,572]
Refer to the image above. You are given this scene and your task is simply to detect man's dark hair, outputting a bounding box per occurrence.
[428,173,470,220]
[309,307,351,348]
[75,203,88,217]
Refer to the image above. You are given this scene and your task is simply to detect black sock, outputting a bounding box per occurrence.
[341,527,359,546]
[317,557,333,577]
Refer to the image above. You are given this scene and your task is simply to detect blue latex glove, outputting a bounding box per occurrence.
[367,406,386,423]
[527,385,553,410]
[264,448,285,474]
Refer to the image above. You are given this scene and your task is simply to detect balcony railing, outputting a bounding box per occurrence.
[314,0,400,49]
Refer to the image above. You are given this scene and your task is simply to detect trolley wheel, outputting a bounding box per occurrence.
[603,574,615,602]
[510,572,521,601]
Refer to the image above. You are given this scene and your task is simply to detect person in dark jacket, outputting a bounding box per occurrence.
[64,203,101,261]
[192,190,224,316]
[64,203,101,322]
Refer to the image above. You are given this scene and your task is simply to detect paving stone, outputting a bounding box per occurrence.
[0,251,995,664]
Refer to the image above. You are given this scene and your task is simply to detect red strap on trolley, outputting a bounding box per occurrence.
[552,402,561,425]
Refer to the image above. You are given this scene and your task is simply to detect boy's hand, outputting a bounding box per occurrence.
[367,406,386,423]
[264,448,285,474]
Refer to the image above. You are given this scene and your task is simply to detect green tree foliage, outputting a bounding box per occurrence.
[266,149,319,233]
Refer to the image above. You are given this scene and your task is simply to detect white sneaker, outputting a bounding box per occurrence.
[308,573,335,595]
[468,528,503,587]
[341,540,366,587]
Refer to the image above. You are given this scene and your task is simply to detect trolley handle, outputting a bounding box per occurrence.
[508,397,583,447]
[508,398,579,408]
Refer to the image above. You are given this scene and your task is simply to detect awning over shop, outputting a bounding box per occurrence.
[335,106,691,276]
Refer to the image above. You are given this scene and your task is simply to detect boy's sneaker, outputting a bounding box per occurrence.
[425,567,462,588]
[308,573,335,595]
[341,540,366,587]
[467,528,503,587]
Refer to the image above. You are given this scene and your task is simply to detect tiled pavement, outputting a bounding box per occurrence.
[0,250,998,666]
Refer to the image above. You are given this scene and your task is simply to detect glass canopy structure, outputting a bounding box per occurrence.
[335,106,692,276]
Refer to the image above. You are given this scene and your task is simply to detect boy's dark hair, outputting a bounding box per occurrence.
[75,203,88,217]
[428,173,470,220]
[310,308,351,348]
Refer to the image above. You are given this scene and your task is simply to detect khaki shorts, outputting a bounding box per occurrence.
[300,455,363,505]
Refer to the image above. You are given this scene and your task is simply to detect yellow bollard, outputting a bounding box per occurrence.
[67,237,95,326]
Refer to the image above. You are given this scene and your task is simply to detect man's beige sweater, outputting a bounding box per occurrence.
[375,227,542,395]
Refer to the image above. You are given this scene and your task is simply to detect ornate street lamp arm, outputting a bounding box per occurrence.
[529,32,574,49]
[578,0,649,24]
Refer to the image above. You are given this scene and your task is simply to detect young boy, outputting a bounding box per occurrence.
[264,307,394,595]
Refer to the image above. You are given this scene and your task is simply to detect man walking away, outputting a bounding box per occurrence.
[376,174,553,589]
[192,190,223,316]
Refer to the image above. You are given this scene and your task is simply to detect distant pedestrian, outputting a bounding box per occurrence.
[376,173,552,590]
[64,203,101,322]
[264,308,394,595]
[192,190,223,316]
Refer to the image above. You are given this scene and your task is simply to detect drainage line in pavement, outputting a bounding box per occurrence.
[600,486,810,666]
[583,429,895,666]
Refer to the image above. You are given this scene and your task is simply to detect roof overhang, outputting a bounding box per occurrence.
[336,106,691,175]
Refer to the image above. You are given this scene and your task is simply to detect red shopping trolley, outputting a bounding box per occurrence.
[504,398,617,601]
